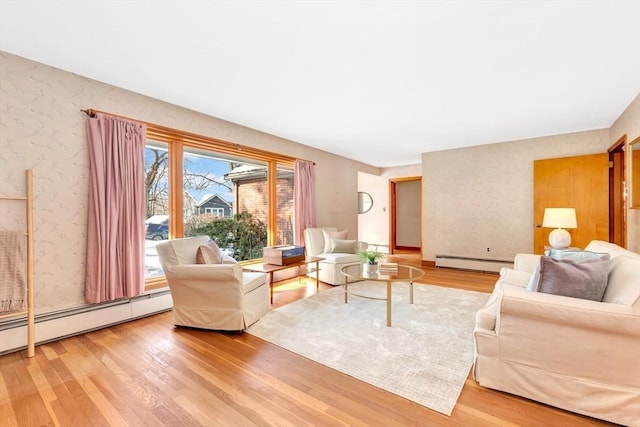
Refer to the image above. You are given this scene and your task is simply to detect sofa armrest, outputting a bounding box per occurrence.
[496,287,640,387]
[500,287,638,334]
[498,268,531,288]
[513,253,540,272]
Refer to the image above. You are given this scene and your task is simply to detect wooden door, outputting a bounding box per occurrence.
[533,153,609,254]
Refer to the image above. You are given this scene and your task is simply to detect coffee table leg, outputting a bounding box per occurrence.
[269,272,274,304]
[410,281,414,304]
[387,280,392,327]
[315,260,320,293]
[344,277,348,304]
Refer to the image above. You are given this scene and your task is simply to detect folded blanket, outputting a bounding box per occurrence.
[0,230,27,314]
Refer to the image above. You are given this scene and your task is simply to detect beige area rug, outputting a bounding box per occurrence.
[246,281,489,416]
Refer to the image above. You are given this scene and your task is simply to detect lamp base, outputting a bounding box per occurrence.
[548,228,571,249]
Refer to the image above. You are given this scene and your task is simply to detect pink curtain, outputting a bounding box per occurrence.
[85,113,146,304]
[294,159,317,245]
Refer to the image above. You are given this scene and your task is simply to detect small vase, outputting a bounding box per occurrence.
[363,262,377,274]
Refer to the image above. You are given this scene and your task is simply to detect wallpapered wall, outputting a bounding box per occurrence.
[421,129,612,262]
[0,51,378,314]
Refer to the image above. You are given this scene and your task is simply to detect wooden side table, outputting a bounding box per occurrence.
[243,256,324,303]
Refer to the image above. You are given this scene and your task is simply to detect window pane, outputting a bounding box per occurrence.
[144,141,169,279]
[183,148,268,261]
[276,166,295,245]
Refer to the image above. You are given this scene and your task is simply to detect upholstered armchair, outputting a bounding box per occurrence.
[156,236,270,331]
[304,227,368,285]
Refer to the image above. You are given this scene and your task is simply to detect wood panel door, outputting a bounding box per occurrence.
[533,153,609,254]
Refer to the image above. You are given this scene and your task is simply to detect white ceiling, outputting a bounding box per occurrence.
[1,1,639,167]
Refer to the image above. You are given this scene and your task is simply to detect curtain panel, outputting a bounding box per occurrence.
[294,160,317,245]
[85,113,146,304]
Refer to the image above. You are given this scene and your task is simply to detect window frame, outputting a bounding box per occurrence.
[144,123,296,290]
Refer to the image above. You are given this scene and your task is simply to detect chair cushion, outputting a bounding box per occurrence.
[196,243,222,264]
[533,255,609,301]
[322,229,348,252]
[320,253,360,264]
[242,272,266,293]
[327,239,358,254]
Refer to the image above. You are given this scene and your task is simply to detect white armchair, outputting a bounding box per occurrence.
[303,227,367,285]
[156,236,270,331]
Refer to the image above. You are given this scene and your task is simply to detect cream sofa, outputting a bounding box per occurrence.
[303,227,367,285]
[473,241,640,426]
[157,236,270,331]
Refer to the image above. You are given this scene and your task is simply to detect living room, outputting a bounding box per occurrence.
[1,2,639,426]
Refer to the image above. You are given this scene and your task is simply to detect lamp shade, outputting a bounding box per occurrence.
[542,208,577,229]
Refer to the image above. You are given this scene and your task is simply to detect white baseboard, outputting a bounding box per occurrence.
[0,291,173,355]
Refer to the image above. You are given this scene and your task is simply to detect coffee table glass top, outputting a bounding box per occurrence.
[340,263,425,282]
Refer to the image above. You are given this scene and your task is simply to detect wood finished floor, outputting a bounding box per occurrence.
[0,252,617,426]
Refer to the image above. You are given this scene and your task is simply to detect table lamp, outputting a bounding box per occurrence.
[542,208,577,249]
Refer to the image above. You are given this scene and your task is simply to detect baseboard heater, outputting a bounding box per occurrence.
[435,255,512,273]
[0,289,173,356]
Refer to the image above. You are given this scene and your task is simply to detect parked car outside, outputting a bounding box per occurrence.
[146,223,168,240]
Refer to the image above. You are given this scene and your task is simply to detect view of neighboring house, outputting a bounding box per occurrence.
[195,193,232,217]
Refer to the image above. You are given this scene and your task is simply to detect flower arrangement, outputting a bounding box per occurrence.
[358,248,383,265]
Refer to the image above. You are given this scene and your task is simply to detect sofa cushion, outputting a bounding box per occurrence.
[322,229,348,252]
[328,239,358,254]
[534,256,609,301]
[196,243,222,264]
[602,255,640,306]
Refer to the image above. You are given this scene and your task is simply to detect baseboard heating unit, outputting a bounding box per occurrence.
[0,289,173,356]
[435,255,512,273]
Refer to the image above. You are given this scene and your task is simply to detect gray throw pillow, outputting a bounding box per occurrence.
[534,255,610,301]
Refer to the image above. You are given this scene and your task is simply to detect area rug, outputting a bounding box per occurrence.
[246,281,489,416]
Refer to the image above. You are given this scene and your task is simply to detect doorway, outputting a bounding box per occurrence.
[389,177,421,254]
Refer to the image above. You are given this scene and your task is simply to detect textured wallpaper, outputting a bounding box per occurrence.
[0,51,377,314]
[421,129,612,261]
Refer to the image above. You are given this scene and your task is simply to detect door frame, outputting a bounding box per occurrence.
[389,176,421,254]
[608,134,627,247]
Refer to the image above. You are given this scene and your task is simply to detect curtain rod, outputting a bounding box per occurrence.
[80,108,316,165]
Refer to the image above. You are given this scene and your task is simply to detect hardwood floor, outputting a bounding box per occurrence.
[0,253,617,426]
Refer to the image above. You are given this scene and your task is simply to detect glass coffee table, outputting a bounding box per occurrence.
[340,263,425,326]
